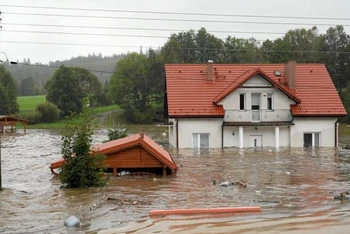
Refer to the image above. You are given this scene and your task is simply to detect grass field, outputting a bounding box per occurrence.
[16,95,121,128]
[17,95,46,113]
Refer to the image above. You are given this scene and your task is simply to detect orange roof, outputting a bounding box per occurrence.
[93,133,178,171]
[165,64,347,117]
[50,133,178,172]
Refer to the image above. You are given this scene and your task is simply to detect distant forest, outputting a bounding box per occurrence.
[3,53,125,96]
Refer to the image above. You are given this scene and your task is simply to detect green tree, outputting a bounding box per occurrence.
[195,28,224,63]
[46,66,104,117]
[321,25,350,94]
[109,52,159,123]
[0,66,19,114]
[224,36,262,63]
[60,104,106,188]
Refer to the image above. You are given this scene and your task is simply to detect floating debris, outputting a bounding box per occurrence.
[64,216,80,227]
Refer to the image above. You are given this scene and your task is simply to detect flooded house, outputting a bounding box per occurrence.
[164,61,347,149]
[50,132,178,176]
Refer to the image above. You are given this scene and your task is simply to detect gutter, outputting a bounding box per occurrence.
[335,118,339,147]
[176,118,179,149]
[221,122,224,149]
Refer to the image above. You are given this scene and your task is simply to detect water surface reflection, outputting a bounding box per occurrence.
[0,129,350,233]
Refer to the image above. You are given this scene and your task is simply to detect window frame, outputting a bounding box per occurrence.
[303,132,320,147]
[192,133,210,149]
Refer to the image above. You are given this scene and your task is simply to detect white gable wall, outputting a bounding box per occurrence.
[218,75,296,110]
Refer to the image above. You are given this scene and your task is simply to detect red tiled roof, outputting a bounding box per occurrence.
[165,64,347,117]
[50,133,178,172]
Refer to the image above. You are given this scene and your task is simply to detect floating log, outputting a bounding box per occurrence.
[149,206,262,216]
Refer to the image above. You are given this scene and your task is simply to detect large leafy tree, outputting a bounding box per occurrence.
[321,25,350,94]
[0,66,19,115]
[46,66,104,117]
[109,52,163,123]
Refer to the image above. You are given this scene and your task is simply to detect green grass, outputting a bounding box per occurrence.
[17,95,46,113]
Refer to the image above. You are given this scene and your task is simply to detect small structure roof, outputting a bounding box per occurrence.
[49,132,178,174]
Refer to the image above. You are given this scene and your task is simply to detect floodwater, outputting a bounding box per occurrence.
[1,128,350,234]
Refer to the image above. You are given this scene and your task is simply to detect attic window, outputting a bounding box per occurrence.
[274,70,282,76]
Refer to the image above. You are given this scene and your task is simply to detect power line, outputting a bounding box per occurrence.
[3,12,348,27]
[1,29,269,42]
[2,29,170,39]
[1,22,287,35]
[14,62,114,74]
[0,40,160,48]
[1,40,349,54]
[1,4,350,21]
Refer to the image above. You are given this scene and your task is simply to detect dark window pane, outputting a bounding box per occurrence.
[304,133,312,147]
[239,94,245,110]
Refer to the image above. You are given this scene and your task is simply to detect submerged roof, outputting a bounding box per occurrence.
[165,63,346,117]
[50,133,178,172]
[93,132,178,171]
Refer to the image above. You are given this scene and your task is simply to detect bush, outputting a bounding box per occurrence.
[36,102,60,123]
[19,111,42,124]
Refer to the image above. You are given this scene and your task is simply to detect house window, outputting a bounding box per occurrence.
[251,93,260,110]
[303,133,320,147]
[193,133,210,148]
[239,94,245,110]
[267,93,273,110]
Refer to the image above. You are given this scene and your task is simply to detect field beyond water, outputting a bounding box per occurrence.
[17,95,46,113]
[16,95,121,128]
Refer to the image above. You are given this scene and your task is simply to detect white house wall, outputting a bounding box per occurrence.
[290,117,337,147]
[223,126,290,148]
[176,118,222,148]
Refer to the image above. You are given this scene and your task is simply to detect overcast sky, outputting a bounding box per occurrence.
[0,0,349,64]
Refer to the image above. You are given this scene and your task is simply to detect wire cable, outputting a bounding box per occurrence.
[1,4,350,21]
[1,22,287,35]
[3,12,348,27]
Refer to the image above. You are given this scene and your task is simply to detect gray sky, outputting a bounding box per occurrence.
[0,0,349,64]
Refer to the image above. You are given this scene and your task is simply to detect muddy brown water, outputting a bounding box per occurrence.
[1,128,350,233]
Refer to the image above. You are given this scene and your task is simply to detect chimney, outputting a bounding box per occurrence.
[284,61,296,90]
[139,131,144,139]
[207,60,214,81]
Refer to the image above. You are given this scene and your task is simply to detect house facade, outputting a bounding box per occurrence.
[165,61,347,149]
